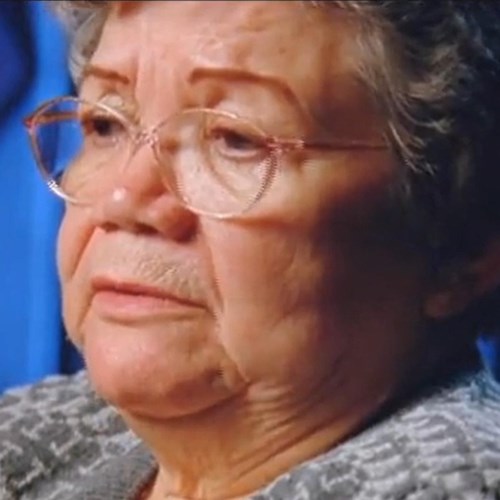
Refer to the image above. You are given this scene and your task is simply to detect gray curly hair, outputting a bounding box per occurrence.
[51,1,500,336]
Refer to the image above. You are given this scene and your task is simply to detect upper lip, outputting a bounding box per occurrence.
[91,276,205,309]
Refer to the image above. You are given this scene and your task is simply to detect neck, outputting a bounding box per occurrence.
[122,376,395,500]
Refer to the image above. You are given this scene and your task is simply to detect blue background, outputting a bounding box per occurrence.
[0,1,82,392]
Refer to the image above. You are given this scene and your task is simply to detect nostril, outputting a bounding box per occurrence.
[133,222,159,236]
[143,201,199,242]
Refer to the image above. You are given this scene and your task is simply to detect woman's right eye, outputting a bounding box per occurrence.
[80,115,126,147]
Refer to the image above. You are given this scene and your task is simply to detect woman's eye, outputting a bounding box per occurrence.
[81,115,126,147]
[216,130,257,150]
[210,128,264,158]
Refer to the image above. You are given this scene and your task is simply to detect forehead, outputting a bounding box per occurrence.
[87,1,374,133]
[97,1,356,58]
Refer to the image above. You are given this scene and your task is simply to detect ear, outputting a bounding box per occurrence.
[424,236,500,320]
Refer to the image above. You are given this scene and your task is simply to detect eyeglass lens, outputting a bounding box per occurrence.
[31,98,277,217]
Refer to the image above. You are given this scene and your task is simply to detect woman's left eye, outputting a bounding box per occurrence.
[216,129,257,150]
[209,128,264,159]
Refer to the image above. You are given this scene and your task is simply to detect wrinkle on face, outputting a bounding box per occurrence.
[83,1,381,143]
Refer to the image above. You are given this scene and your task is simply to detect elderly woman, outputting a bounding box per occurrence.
[2,0,500,498]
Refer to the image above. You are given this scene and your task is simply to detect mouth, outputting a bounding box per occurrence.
[90,276,206,322]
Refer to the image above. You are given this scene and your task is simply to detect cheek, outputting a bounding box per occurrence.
[57,207,94,282]
[56,214,73,281]
[201,220,341,384]
[204,222,306,316]
[198,154,424,385]
[57,208,96,344]
[202,152,399,316]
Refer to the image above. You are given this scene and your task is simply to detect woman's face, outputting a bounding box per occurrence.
[58,1,430,420]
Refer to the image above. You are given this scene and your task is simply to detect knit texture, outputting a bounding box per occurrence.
[0,370,499,499]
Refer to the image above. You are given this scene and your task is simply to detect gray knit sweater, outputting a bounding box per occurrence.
[0,369,500,499]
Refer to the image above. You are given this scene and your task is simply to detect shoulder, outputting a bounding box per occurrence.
[0,371,139,500]
[256,370,500,500]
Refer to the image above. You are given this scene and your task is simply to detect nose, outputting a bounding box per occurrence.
[88,140,197,241]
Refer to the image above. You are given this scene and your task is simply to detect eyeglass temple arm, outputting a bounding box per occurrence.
[266,137,388,152]
[24,111,78,128]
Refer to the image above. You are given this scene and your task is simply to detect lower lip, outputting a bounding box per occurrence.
[92,290,202,322]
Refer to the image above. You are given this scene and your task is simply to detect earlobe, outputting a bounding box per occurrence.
[424,237,500,320]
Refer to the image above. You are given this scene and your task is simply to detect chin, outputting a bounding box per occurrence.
[80,315,246,419]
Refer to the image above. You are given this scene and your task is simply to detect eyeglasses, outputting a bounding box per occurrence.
[24,96,387,219]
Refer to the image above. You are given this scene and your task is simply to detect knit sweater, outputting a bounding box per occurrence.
[1,369,500,499]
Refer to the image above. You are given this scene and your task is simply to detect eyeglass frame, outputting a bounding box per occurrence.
[24,95,389,219]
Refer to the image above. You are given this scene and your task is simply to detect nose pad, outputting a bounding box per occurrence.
[134,128,158,155]
[89,138,197,240]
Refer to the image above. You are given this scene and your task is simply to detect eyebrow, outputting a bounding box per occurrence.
[80,64,307,118]
[81,64,130,86]
[189,66,306,115]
